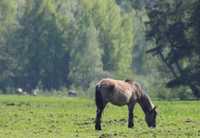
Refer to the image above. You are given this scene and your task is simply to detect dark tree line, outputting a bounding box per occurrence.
[146,0,200,98]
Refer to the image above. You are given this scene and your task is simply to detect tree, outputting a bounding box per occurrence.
[81,0,135,77]
[8,0,70,91]
[0,0,139,94]
[68,15,103,88]
[146,0,200,98]
[0,0,18,90]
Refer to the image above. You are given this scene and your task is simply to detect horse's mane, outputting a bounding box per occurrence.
[125,79,142,92]
[125,79,154,109]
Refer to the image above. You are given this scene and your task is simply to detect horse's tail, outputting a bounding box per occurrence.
[95,84,103,109]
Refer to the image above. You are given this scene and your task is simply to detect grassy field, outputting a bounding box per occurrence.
[0,95,199,138]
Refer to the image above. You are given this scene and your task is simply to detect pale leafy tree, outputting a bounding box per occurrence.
[68,16,103,88]
[82,0,135,78]
[0,0,137,92]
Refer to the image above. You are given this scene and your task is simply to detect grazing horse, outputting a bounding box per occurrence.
[95,78,157,130]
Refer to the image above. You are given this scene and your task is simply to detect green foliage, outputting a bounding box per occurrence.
[0,0,137,92]
[0,0,17,33]
[0,0,199,100]
[68,16,103,88]
[9,0,70,90]
[82,0,135,77]
[0,0,18,90]
[146,0,200,98]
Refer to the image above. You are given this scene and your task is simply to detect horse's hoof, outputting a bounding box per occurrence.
[128,124,134,128]
[95,128,102,131]
[95,125,102,130]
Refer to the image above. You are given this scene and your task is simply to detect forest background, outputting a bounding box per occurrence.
[0,0,200,100]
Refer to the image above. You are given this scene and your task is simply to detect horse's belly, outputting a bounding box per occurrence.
[109,91,131,106]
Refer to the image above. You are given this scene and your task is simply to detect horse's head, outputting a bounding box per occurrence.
[145,106,157,128]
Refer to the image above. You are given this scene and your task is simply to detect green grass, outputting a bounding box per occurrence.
[0,95,199,138]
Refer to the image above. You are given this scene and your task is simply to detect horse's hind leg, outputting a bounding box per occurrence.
[95,86,106,130]
[95,99,106,130]
[128,101,136,128]
[95,104,106,130]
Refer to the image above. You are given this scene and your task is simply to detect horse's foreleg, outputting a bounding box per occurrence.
[128,102,135,128]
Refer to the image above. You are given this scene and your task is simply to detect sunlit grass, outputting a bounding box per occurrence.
[0,95,199,137]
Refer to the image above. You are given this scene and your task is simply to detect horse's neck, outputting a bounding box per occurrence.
[138,94,154,114]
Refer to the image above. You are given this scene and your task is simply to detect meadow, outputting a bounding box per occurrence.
[0,95,199,138]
